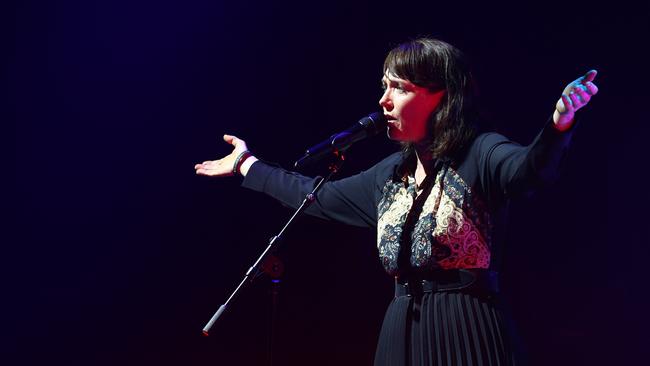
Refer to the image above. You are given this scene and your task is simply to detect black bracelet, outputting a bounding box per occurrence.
[232,150,252,175]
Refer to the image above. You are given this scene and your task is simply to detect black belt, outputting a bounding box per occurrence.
[394,269,499,297]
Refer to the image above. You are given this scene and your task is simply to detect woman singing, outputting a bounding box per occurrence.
[195,38,598,365]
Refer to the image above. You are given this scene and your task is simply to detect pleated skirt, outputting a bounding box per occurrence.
[374,290,520,366]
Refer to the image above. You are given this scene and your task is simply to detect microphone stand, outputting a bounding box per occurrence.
[202,152,346,336]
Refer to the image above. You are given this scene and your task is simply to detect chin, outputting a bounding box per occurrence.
[387,127,406,141]
[387,132,402,141]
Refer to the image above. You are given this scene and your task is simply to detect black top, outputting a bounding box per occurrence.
[242,117,577,274]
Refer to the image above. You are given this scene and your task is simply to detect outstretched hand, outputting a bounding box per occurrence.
[553,69,599,131]
[195,134,254,177]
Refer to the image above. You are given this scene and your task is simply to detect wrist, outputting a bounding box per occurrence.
[552,110,574,132]
[239,156,258,176]
[232,150,253,176]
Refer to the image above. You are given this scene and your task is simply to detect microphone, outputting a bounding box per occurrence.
[294,112,387,168]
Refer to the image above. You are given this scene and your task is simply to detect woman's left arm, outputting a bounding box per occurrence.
[477,70,600,201]
[552,70,599,131]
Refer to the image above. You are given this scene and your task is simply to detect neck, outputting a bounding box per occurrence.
[414,142,434,175]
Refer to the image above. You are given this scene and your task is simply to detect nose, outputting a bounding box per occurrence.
[379,88,392,111]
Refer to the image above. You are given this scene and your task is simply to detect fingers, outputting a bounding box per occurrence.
[195,163,208,175]
[583,80,599,95]
[561,69,598,109]
[223,134,247,151]
[582,69,597,83]
[195,160,218,171]
[195,160,216,169]
[194,159,233,177]
[564,70,598,96]
[223,134,236,145]
[563,82,593,112]
[579,70,598,96]
[195,162,212,175]
[574,86,591,105]
[569,91,581,110]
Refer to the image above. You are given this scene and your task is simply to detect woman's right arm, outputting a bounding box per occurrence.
[196,134,392,228]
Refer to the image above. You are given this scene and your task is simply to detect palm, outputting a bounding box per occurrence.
[195,134,248,177]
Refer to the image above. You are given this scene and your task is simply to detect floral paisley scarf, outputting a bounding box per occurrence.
[376,158,493,276]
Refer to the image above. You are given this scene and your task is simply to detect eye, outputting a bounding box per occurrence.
[394,84,407,94]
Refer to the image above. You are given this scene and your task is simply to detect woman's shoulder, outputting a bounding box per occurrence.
[472,131,513,148]
[376,151,404,167]
[448,131,516,171]
[355,151,404,185]
[462,130,519,161]
[365,151,403,174]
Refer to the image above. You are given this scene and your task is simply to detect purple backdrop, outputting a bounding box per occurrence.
[10,1,649,365]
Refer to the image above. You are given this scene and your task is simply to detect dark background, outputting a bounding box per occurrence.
[9,1,649,365]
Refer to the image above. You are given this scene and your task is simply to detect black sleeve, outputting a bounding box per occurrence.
[240,155,399,228]
[477,116,578,201]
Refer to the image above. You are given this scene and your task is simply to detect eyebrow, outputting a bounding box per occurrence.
[381,77,411,89]
[381,76,398,84]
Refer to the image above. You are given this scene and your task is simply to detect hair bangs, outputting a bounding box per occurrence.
[383,41,443,91]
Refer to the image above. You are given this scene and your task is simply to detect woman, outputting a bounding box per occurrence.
[195,38,598,365]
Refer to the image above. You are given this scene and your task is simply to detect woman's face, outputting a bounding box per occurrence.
[379,72,445,142]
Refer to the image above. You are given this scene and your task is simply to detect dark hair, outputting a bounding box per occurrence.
[384,38,479,163]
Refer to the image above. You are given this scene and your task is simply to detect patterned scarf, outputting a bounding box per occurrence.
[377,158,493,276]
